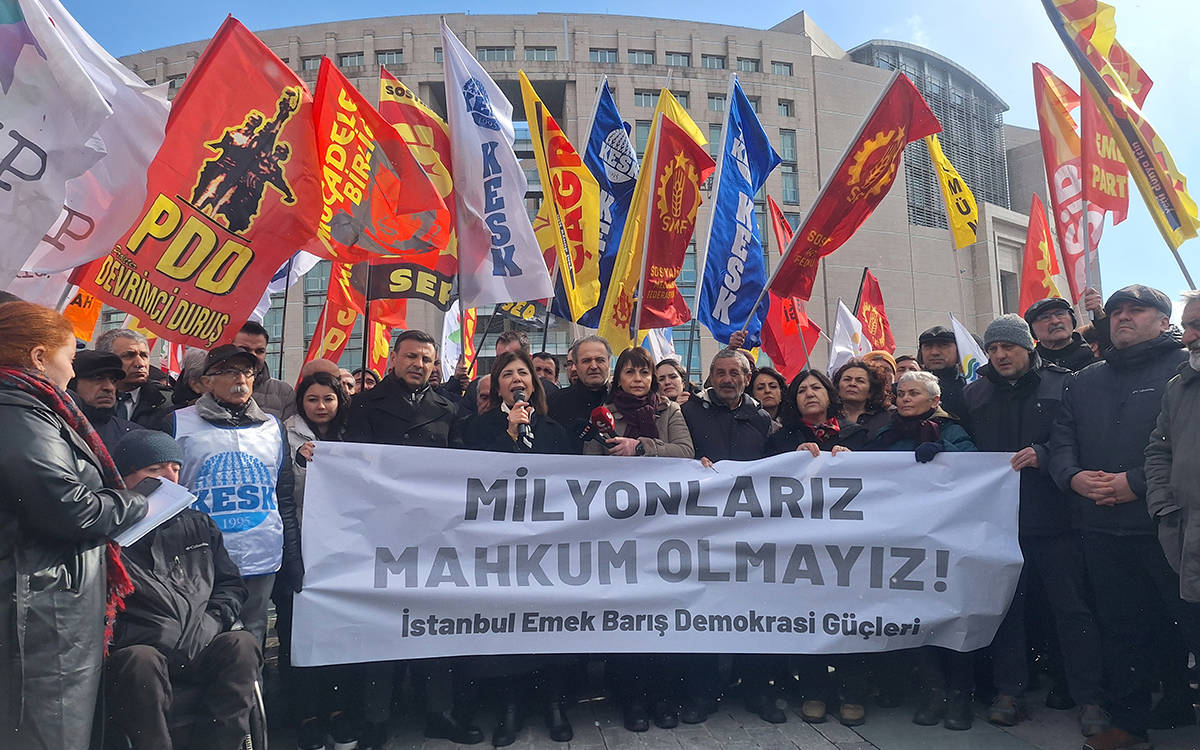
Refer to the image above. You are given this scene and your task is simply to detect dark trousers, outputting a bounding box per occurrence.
[1082,531,1200,737]
[105,631,262,750]
[991,533,1104,704]
[273,589,363,722]
[609,654,682,707]
[915,647,974,694]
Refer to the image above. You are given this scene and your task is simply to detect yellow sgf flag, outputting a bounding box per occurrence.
[519,72,602,321]
[598,90,707,350]
[925,134,978,249]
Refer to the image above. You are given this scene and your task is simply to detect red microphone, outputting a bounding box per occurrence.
[589,406,617,442]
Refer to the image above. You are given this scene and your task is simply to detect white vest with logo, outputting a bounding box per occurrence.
[174,406,285,576]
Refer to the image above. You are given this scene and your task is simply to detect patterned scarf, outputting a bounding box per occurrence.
[804,419,841,445]
[0,366,134,653]
[611,389,660,440]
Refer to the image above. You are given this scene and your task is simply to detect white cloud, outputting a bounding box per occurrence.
[905,13,930,47]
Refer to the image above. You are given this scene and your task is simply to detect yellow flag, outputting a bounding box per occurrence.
[519,72,602,321]
[598,90,707,351]
[925,134,978,249]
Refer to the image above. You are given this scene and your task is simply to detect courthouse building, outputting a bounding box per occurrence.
[115,12,1052,381]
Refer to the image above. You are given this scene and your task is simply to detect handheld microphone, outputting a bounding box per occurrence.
[589,406,617,442]
[512,388,533,445]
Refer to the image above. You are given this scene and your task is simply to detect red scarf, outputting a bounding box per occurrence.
[803,418,841,445]
[0,366,134,653]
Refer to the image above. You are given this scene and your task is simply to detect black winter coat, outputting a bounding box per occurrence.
[766,418,868,455]
[963,358,1072,535]
[462,408,571,455]
[344,375,460,448]
[113,509,247,671]
[1048,331,1188,535]
[547,381,608,454]
[1036,333,1097,372]
[0,389,147,750]
[73,397,143,452]
[127,382,171,429]
[681,389,772,462]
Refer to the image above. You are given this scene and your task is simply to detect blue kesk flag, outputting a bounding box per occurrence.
[697,77,781,347]
[562,79,639,327]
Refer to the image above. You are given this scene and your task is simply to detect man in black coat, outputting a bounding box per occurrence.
[1025,297,1097,372]
[96,328,172,428]
[547,335,612,453]
[105,431,261,750]
[963,315,1105,734]
[1048,284,1200,748]
[917,325,968,423]
[342,329,481,747]
[68,350,143,450]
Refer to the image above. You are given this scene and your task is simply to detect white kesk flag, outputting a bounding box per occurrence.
[15,0,169,281]
[441,20,552,308]
[949,312,987,383]
[828,299,870,375]
[641,327,678,364]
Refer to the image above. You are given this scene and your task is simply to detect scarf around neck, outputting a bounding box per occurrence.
[610,389,660,440]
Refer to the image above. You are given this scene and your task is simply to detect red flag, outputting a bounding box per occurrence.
[762,197,822,380]
[74,18,321,348]
[770,73,940,300]
[637,115,716,329]
[1018,194,1064,315]
[1080,88,1130,225]
[854,269,895,353]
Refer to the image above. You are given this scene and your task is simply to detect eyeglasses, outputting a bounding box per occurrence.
[208,367,255,378]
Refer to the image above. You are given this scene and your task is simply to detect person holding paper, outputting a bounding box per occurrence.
[104,430,260,750]
[0,301,150,750]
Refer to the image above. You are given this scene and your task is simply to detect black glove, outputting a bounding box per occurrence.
[280,551,304,593]
[915,441,944,463]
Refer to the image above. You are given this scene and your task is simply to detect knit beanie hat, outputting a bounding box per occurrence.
[113,430,184,477]
[984,314,1036,351]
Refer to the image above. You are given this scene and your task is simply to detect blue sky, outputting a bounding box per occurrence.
[63,0,1200,306]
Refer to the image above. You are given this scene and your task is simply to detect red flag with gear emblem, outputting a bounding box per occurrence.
[769,72,940,301]
[1018,194,1064,316]
[854,269,895,353]
[762,197,822,380]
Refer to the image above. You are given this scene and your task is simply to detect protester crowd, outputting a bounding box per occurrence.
[0,284,1198,750]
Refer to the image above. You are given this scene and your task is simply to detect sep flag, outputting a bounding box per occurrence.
[0,0,113,286]
[762,197,821,379]
[74,18,321,348]
[697,77,781,347]
[854,269,894,353]
[950,312,987,384]
[1019,194,1062,315]
[771,73,940,301]
[441,20,552,308]
[519,72,601,322]
[292,445,1021,663]
[599,91,706,350]
[638,114,716,330]
[578,79,639,328]
[924,134,978,249]
[1043,0,1200,251]
[828,299,870,375]
[312,59,453,309]
[14,0,169,282]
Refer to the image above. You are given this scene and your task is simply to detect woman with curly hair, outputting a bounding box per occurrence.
[832,358,891,440]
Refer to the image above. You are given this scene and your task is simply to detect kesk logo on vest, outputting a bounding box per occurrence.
[191,451,278,532]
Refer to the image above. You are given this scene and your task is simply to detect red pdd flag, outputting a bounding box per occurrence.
[637,115,716,328]
[311,59,453,308]
[762,197,822,380]
[1019,194,1064,315]
[770,72,940,300]
[855,269,895,353]
[73,17,321,349]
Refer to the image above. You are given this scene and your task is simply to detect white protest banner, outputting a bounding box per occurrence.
[292,447,1020,666]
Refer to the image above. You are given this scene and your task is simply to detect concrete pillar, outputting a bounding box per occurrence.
[325,31,337,62]
[288,36,301,71]
[363,29,376,69]
[155,56,167,83]
[654,30,664,64]
[514,27,525,61]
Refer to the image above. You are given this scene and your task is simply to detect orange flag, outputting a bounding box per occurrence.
[770,72,940,300]
[761,197,821,380]
[854,269,895,353]
[1019,194,1063,315]
[62,289,102,342]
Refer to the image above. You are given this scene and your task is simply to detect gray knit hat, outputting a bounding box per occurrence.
[984,314,1036,351]
[113,430,184,477]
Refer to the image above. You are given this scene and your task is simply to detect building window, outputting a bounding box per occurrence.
[477,47,514,62]
[747,96,760,113]
[301,56,322,71]
[781,165,799,205]
[707,93,725,112]
[166,74,186,91]
[665,51,690,67]
[589,47,617,63]
[772,60,793,76]
[525,46,557,61]
[628,49,655,65]
[434,47,443,63]
[784,212,801,230]
[672,91,689,109]
[701,54,726,69]
[376,49,404,65]
[262,292,285,378]
[778,98,794,117]
[143,78,156,86]
[779,129,797,162]
[634,120,651,154]
[737,57,760,73]
[338,52,364,67]
[708,123,723,158]
[634,89,658,108]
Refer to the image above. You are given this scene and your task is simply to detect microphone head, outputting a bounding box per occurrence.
[511,388,528,404]
[589,405,616,432]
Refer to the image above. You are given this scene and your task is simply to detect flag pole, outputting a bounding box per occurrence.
[466,304,499,374]
[683,317,699,380]
[631,111,665,343]
[852,266,868,315]
[361,263,372,374]
[278,256,294,369]
[739,71,903,333]
[693,73,736,319]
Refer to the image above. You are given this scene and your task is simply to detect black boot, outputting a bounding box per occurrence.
[426,710,484,745]
[943,690,974,731]
[679,696,709,724]
[492,697,521,748]
[652,700,679,729]
[622,701,649,732]
[746,691,786,724]
[912,689,946,726]
[545,701,573,742]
